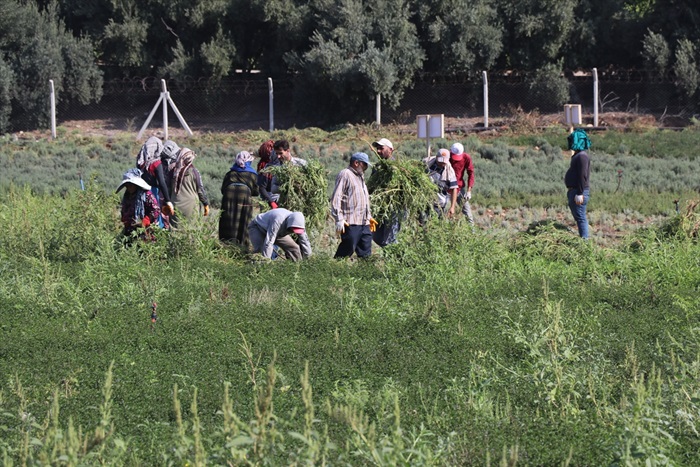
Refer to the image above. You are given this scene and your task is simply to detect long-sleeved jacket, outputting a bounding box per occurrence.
[330,166,371,226]
[250,208,312,258]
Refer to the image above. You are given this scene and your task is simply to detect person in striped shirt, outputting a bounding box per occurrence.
[331,152,378,258]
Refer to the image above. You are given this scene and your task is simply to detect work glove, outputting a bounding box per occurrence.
[575,194,584,205]
[162,202,174,216]
[335,220,348,234]
[203,205,210,216]
[466,190,472,201]
[270,201,279,209]
[369,218,378,233]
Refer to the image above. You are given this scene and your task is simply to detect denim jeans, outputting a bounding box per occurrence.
[567,188,590,239]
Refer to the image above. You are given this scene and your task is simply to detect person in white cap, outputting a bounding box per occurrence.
[372,138,394,160]
[331,152,377,258]
[116,168,161,241]
[427,149,459,217]
[248,208,312,261]
[448,142,475,224]
[369,137,402,246]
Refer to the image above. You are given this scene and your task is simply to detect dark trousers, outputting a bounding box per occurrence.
[335,224,372,258]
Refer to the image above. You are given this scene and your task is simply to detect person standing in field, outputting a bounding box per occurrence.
[449,142,475,224]
[257,139,306,209]
[331,152,377,258]
[369,137,402,247]
[564,128,592,239]
[219,151,259,247]
[168,147,210,227]
[427,149,459,218]
[248,208,312,261]
[116,168,161,242]
[136,136,174,227]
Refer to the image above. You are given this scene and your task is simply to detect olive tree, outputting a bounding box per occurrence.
[287,0,424,124]
[0,0,103,131]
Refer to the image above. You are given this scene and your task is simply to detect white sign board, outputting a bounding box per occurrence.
[417,114,444,139]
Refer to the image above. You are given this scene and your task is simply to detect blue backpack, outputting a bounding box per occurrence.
[567,128,591,152]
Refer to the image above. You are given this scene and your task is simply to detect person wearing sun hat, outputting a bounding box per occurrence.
[248,208,312,260]
[448,142,475,224]
[331,152,377,258]
[116,168,161,241]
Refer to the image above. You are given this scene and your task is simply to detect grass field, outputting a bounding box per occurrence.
[1,126,700,465]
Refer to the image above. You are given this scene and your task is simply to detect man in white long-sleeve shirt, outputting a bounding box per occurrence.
[248,208,312,261]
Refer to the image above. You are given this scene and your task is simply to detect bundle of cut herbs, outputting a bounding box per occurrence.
[263,161,329,231]
[366,158,437,223]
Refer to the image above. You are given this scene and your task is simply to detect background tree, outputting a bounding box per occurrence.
[0,0,103,132]
[497,0,578,69]
[287,0,424,124]
[415,0,503,75]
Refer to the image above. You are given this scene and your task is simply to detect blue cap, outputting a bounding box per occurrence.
[350,152,372,166]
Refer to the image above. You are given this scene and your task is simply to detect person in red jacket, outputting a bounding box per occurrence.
[449,142,475,225]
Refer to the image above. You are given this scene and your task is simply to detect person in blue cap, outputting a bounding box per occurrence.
[331,152,378,258]
[564,128,592,239]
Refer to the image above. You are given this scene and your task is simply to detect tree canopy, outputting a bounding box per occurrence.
[3,0,700,129]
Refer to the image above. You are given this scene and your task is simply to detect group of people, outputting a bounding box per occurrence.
[117,136,210,241]
[330,137,477,259]
[118,128,592,255]
[218,139,312,261]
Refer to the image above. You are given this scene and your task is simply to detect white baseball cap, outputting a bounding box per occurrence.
[372,138,394,150]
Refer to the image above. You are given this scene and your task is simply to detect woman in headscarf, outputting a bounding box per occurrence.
[168,147,210,227]
[135,136,174,227]
[116,168,161,242]
[219,151,259,247]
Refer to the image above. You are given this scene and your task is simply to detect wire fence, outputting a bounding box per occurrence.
[50,70,699,135]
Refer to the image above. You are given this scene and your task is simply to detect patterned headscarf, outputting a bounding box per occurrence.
[231,151,257,174]
[171,148,195,195]
[136,136,163,170]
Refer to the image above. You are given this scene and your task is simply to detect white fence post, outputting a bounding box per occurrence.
[376,94,381,125]
[268,77,274,132]
[49,80,56,139]
[593,68,599,127]
[138,79,193,140]
[482,71,489,129]
[162,80,168,140]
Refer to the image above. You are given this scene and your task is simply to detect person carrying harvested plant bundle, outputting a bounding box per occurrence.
[168,147,210,227]
[116,168,161,242]
[564,128,592,239]
[426,149,459,218]
[449,142,475,225]
[370,137,402,247]
[135,136,174,227]
[258,139,307,209]
[331,152,377,258]
[220,151,259,247]
[248,208,312,261]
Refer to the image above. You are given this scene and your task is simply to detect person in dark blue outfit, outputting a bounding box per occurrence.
[564,128,591,239]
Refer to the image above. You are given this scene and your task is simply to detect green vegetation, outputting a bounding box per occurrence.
[4,0,700,129]
[2,127,700,464]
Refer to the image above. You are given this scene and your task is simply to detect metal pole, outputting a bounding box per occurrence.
[268,78,274,132]
[482,71,489,129]
[426,115,431,159]
[376,94,381,126]
[161,80,168,140]
[49,80,56,139]
[593,68,599,127]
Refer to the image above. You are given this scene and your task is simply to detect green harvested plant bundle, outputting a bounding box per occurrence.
[263,162,328,231]
[367,159,436,223]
